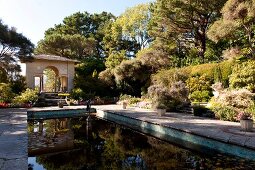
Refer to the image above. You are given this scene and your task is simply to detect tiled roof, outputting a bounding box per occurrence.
[32,54,79,63]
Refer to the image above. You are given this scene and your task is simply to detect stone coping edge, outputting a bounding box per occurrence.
[27,108,94,113]
[27,108,96,120]
[96,109,255,160]
[101,109,255,150]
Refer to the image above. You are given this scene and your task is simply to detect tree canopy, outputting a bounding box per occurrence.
[35,33,96,59]
[103,4,151,58]
[0,20,34,74]
[35,12,115,59]
[149,0,227,64]
[32,0,255,98]
[207,0,255,57]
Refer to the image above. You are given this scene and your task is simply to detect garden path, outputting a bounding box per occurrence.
[0,108,28,170]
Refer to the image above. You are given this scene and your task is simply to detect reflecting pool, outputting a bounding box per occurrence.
[28,117,255,170]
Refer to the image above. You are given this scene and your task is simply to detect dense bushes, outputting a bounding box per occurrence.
[0,83,15,103]
[70,88,86,100]
[186,75,213,102]
[148,81,189,110]
[153,60,233,86]
[118,94,142,106]
[209,83,255,121]
[0,87,38,107]
[189,91,211,102]
[152,60,233,103]
[229,60,255,92]
[150,59,255,122]
[152,69,189,88]
[13,88,38,105]
[210,102,237,121]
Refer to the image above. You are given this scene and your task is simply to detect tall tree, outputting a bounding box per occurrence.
[35,33,96,59]
[36,12,115,59]
[102,21,139,58]
[0,20,34,74]
[116,3,152,50]
[104,4,152,58]
[207,0,255,57]
[149,0,227,64]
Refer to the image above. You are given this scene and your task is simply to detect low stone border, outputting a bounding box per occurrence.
[96,109,255,160]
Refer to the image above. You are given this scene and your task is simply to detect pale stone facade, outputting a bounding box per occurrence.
[22,55,78,92]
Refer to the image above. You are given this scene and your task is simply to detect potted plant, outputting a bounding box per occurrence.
[238,112,253,132]
[147,85,169,116]
[156,103,167,116]
[122,101,128,109]
[58,101,64,108]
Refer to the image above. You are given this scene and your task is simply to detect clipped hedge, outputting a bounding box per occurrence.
[184,60,233,84]
[153,60,234,89]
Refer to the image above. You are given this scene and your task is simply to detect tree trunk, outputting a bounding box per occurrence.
[201,34,206,63]
[196,29,206,63]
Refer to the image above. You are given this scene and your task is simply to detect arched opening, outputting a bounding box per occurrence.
[43,66,60,92]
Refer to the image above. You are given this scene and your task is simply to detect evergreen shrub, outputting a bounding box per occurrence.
[186,75,213,102]
[13,88,38,104]
[229,60,255,92]
[153,60,233,89]
[0,83,15,103]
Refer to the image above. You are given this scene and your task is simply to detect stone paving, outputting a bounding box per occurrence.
[94,105,255,150]
[0,108,28,170]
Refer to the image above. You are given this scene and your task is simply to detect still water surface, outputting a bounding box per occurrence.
[28,117,255,170]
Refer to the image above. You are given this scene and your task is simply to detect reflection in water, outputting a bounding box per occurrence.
[28,117,255,170]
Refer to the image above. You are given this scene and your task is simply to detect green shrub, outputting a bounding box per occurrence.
[13,88,38,104]
[153,60,233,91]
[186,75,212,92]
[152,68,189,87]
[186,63,217,79]
[247,103,255,119]
[0,68,8,83]
[186,75,213,102]
[119,94,141,105]
[0,83,15,103]
[189,91,211,102]
[9,75,27,94]
[218,61,233,86]
[209,87,254,121]
[71,88,86,100]
[210,96,237,121]
[148,81,189,111]
[119,94,132,101]
[229,60,255,92]
[211,104,237,121]
[128,97,141,105]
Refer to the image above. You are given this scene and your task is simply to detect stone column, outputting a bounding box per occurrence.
[40,75,44,92]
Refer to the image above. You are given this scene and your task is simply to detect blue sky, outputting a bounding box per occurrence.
[0,0,153,45]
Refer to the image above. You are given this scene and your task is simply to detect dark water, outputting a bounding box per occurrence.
[28,117,255,170]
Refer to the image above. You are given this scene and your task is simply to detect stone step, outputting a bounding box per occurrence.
[34,92,67,107]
